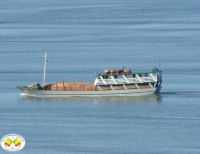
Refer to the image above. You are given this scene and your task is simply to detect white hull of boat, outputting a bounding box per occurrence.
[20,87,161,98]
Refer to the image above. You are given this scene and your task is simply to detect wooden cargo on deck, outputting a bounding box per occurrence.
[44,80,152,91]
[45,81,95,91]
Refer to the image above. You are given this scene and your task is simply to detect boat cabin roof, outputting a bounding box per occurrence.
[97,70,159,78]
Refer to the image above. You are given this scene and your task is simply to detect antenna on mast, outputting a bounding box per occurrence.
[43,52,47,87]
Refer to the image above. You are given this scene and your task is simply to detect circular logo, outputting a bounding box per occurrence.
[1,134,25,152]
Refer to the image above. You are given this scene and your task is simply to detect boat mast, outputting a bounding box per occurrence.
[43,52,47,87]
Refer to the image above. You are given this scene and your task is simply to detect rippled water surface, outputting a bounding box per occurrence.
[0,0,200,153]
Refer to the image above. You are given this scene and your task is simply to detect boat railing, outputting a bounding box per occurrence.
[95,76,157,86]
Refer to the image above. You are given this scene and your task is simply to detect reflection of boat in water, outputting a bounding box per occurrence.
[17,54,162,98]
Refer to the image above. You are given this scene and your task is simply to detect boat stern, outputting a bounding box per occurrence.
[155,69,162,94]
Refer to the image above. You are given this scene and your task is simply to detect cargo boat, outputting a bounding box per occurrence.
[17,54,162,97]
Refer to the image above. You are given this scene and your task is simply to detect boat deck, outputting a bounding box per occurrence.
[43,81,154,91]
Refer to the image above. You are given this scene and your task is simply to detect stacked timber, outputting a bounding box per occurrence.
[44,84,53,90]
[100,86,111,91]
[44,82,152,91]
[126,85,137,89]
[49,81,65,91]
[113,86,125,90]
[46,81,95,91]
[140,84,152,89]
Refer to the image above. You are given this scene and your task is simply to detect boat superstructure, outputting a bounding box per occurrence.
[94,68,162,92]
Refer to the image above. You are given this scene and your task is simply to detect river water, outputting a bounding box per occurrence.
[0,0,200,153]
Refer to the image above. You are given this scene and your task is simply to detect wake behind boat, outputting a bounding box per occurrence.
[17,54,162,97]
